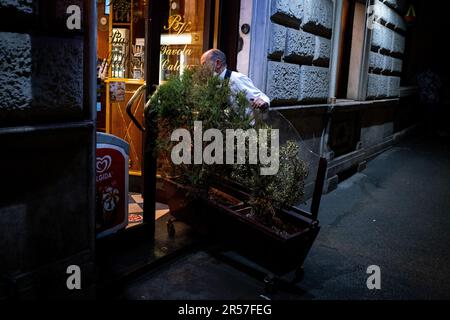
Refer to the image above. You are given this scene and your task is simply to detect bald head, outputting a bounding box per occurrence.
[201,49,227,74]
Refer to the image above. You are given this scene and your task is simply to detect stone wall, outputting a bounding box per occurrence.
[367,0,406,99]
[258,0,416,197]
[0,0,95,299]
[267,0,333,105]
[0,0,85,125]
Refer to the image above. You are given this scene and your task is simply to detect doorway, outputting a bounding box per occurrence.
[216,0,241,71]
[95,0,226,239]
[95,0,225,294]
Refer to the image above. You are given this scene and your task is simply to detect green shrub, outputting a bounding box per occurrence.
[147,65,308,233]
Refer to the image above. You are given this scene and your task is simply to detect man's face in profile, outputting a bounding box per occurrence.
[200,52,222,75]
[200,52,210,66]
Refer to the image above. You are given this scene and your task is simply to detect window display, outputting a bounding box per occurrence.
[96,0,213,181]
[160,0,205,82]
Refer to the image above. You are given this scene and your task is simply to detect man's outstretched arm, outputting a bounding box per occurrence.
[234,74,270,110]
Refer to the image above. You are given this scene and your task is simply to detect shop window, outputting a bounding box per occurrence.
[95,0,216,231]
[96,0,212,178]
[160,0,206,82]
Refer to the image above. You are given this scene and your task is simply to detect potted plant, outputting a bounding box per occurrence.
[146,65,323,277]
[148,65,251,215]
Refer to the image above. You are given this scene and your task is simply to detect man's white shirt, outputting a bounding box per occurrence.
[219,69,270,116]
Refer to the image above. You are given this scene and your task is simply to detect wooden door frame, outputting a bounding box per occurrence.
[216,0,242,71]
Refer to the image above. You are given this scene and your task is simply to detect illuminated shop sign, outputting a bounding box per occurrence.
[164,14,193,34]
[160,13,201,81]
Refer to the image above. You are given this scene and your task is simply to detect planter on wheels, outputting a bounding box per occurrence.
[160,177,321,279]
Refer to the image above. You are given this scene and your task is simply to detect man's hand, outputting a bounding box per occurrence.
[250,98,269,110]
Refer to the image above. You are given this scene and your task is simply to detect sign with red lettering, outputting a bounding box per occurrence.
[96,144,129,238]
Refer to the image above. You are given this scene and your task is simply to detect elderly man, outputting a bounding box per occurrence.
[200,49,270,111]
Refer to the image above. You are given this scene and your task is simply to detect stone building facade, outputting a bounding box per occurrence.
[368,0,406,99]
[0,0,416,299]
[267,0,333,104]
[239,0,412,195]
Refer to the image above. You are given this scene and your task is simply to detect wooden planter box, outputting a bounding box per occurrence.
[161,175,323,276]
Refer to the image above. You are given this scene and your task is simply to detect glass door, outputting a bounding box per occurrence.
[143,0,216,233]
[160,0,206,82]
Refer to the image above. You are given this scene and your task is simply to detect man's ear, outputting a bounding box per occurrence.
[215,60,221,71]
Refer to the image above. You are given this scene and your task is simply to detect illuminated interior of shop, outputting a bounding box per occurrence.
[96,0,208,228]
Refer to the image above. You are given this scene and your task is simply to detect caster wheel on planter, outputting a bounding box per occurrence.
[167,219,176,238]
[264,275,277,294]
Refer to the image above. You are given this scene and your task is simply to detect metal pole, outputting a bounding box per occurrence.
[328,0,344,103]
[357,0,374,100]
[142,0,166,235]
[321,0,344,157]
[85,0,97,251]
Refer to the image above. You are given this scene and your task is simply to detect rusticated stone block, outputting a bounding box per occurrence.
[0,32,84,122]
[372,23,394,53]
[387,76,400,97]
[0,32,32,111]
[314,35,331,66]
[268,22,287,59]
[384,0,400,11]
[391,57,403,73]
[0,0,33,14]
[270,0,302,29]
[298,65,329,102]
[392,31,405,55]
[267,61,300,103]
[31,36,84,113]
[301,0,333,39]
[367,73,389,99]
[369,51,384,72]
[284,28,315,64]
